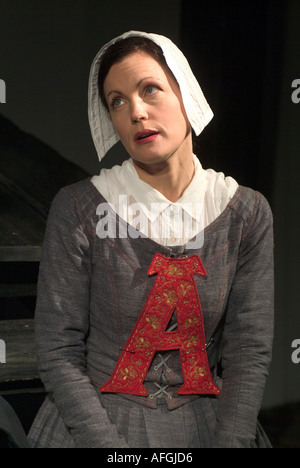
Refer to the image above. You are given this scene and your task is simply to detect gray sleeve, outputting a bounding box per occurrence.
[34,188,129,448]
[212,192,274,448]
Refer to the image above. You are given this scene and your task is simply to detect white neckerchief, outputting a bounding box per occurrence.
[91,155,238,248]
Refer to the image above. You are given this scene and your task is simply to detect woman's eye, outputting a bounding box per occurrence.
[111,97,125,109]
[145,85,159,96]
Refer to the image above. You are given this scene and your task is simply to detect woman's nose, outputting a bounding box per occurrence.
[130,99,148,123]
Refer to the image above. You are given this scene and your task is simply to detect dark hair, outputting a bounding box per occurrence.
[98,36,169,111]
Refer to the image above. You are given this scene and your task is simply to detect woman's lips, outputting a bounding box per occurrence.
[134,130,159,144]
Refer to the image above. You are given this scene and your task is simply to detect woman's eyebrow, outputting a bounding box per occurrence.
[106,89,122,99]
[137,76,157,86]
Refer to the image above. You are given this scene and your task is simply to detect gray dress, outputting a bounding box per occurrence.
[28,179,274,448]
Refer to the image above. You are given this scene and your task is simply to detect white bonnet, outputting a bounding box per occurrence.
[88,30,213,162]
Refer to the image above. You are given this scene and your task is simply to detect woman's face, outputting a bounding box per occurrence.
[103,51,192,169]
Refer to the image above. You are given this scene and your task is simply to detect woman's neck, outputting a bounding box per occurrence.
[132,154,195,203]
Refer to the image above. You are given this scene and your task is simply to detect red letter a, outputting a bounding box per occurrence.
[100,253,220,396]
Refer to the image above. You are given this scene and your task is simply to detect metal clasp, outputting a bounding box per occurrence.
[201,337,214,352]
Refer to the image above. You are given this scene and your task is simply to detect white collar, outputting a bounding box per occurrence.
[121,155,205,222]
[91,155,239,229]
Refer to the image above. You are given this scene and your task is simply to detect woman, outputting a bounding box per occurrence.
[28,31,274,448]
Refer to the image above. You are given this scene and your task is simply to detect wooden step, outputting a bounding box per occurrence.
[0,319,39,384]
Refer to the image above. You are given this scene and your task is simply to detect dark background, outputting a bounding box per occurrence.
[0,0,300,447]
